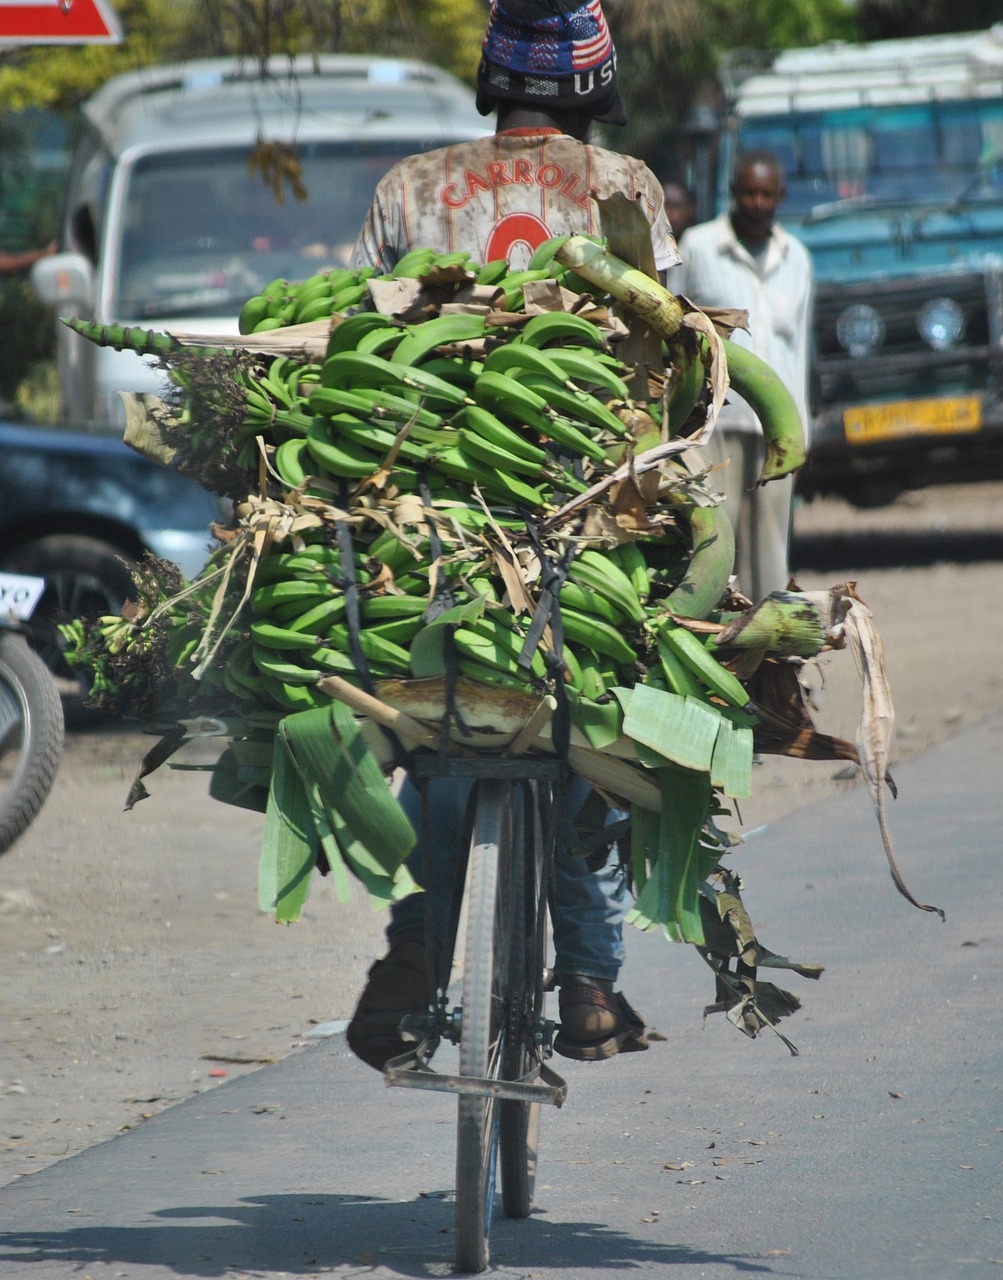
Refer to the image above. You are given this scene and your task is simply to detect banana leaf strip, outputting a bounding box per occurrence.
[568,691,624,751]
[710,718,754,798]
[617,684,721,773]
[259,703,418,920]
[259,728,318,922]
[626,764,712,943]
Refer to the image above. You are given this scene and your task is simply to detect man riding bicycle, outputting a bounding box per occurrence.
[346,0,679,1071]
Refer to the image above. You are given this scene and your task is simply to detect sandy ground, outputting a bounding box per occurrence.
[2,481,1002,1188]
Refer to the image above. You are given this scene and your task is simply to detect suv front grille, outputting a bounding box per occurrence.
[814,270,999,404]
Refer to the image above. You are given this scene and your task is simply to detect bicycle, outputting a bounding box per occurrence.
[382,752,570,1274]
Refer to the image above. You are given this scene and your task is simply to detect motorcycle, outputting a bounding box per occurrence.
[0,571,65,855]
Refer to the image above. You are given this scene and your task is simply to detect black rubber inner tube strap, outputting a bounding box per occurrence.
[521,524,575,760]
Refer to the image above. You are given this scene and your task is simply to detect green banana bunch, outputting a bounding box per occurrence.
[237,266,378,334]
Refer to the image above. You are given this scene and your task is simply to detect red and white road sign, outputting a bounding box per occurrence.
[0,0,123,45]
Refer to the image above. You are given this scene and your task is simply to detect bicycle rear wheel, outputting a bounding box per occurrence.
[454,777,513,1274]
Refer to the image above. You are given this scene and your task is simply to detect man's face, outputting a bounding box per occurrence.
[662,183,695,237]
[730,161,785,241]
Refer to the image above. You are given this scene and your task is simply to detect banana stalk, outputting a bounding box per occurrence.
[555,236,685,338]
[713,591,830,658]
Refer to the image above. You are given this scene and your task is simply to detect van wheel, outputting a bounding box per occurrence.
[0,536,138,725]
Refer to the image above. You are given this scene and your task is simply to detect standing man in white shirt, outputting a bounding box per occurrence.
[671,150,813,602]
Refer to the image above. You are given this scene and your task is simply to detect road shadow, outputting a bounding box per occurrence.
[791,525,1003,573]
[0,1191,785,1277]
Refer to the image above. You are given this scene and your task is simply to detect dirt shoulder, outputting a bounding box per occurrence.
[3,481,1002,1187]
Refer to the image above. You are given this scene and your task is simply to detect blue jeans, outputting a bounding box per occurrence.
[388,773,630,982]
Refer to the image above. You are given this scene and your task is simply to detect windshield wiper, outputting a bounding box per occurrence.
[804,194,877,224]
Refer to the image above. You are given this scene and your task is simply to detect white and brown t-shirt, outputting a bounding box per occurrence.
[352,128,679,274]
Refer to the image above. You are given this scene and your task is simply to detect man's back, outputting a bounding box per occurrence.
[353,130,676,274]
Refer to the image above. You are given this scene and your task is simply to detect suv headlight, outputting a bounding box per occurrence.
[917,297,964,351]
[836,304,885,357]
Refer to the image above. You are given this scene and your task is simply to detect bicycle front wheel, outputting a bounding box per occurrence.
[454,777,513,1274]
[499,779,544,1219]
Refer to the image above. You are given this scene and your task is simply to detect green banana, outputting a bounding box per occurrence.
[516,309,606,349]
[250,579,331,617]
[295,295,338,325]
[482,342,569,385]
[364,615,424,646]
[389,313,489,367]
[251,646,323,684]
[457,427,548,478]
[519,373,628,439]
[391,247,438,278]
[450,403,547,466]
[559,607,637,666]
[611,541,651,603]
[568,548,644,623]
[250,619,327,651]
[306,418,397,479]
[527,234,572,272]
[459,614,547,678]
[259,672,328,712]
[321,351,409,392]
[558,580,627,627]
[655,633,706,700]
[654,621,751,710]
[419,355,485,389]
[286,597,349,637]
[326,313,394,357]
[330,282,369,311]
[359,594,428,621]
[354,324,406,357]
[456,656,532,692]
[239,295,271,335]
[274,437,311,489]
[721,338,807,483]
[546,348,631,400]
[475,259,510,286]
[662,502,736,620]
[433,446,544,508]
[665,338,707,436]
[321,625,411,671]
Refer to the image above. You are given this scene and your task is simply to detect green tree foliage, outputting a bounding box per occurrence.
[856,0,1000,39]
[0,0,488,113]
[606,0,858,175]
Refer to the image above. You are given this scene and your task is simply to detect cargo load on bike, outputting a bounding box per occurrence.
[58,231,941,1271]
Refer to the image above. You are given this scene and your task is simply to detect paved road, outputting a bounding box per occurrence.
[0,716,1000,1279]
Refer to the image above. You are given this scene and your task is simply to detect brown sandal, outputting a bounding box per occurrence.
[554,980,650,1061]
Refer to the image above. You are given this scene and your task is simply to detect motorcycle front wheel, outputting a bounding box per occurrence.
[0,633,64,855]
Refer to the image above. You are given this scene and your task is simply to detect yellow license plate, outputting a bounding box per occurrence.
[844,396,982,444]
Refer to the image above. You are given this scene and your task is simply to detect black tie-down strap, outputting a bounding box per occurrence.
[418,473,476,744]
[335,520,376,697]
[519,528,577,760]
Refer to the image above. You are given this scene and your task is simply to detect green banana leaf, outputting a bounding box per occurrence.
[711,718,754,799]
[568,691,624,751]
[626,764,713,943]
[259,730,318,922]
[259,702,418,921]
[616,684,721,773]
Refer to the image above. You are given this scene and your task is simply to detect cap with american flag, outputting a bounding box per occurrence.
[476,0,627,126]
